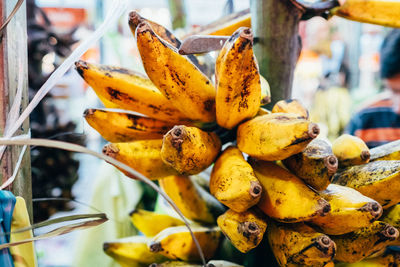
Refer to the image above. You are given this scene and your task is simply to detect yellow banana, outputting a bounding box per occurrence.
[161,125,221,175]
[98,94,121,109]
[215,27,261,129]
[84,108,174,142]
[129,209,184,237]
[310,184,382,235]
[128,11,207,75]
[191,9,251,36]
[102,140,179,180]
[268,221,336,267]
[103,235,168,267]
[282,139,338,191]
[260,75,271,105]
[75,60,189,123]
[136,22,216,122]
[332,160,400,208]
[217,208,267,253]
[249,159,331,223]
[381,204,400,245]
[237,113,320,161]
[271,99,309,119]
[331,0,400,28]
[10,197,37,267]
[148,225,221,261]
[335,249,400,267]
[159,175,225,224]
[370,139,400,161]
[332,134,370,168]
[331,221,399,263]
[210,146,262,213]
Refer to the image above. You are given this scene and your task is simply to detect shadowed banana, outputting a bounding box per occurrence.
[10,197,37,267]
[331,221,399,263]
[283,139,338,191]
[249,159,331,223]
[215,27,261,129]
[332,134,370,168]
[260,75,271,105]
[271,99,309,119]
[217,208,267,253]
[331,0,400,28]
[161,125,221,175]
[75,60,189,123]
[102,140,179,180]
[84,108,174,142]
[332,160,400,208]
[129,209,184,237]
[190,9,251,36]
[148,225,221,261]
[370,139,400,161]
[210,146,262,212]
[310,184,382,235]
[237,113,320,161]
[335,249,400,267]
[160,175,225,224]
[381,204,400,245]
[268,221,336,267]
[103,236,168,267]
[136,22,216,122]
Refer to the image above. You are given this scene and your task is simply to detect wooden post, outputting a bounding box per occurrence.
[0,0,32,218]
[250,0,303,107]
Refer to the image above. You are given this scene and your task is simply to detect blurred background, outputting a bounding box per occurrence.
[26,0,389,266]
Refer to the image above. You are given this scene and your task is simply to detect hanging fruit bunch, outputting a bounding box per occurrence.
[75,8,400,267]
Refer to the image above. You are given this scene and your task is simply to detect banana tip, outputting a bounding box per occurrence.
[149,242,163,252]
[250,181,262,198]
[381,225,399,241]
[83,108,94,117]
[169,125,186,151]
[102,144,119,157]
[136,21,152,34]
[324,155,338,175]
[315,235,335,253]
[128,11,142,27]
[308,123,320,139]
[128,209,137,216]
[103,242,110,252]
[261,96,271,105]
[75,60,88,77]
[361,150,370,161]
[239,27,253,41]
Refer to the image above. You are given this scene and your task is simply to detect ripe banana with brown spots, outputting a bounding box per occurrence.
[102,140,179,180]
[310,184,382,235]
[136,21,216,122]
[75,60,189,123]
[331,221,399,263]
[237,113,320,161]
[268,221,336,267]
[370,139,400,161]
[210,146,262,212]
[271,99,309,119]
[282,139,338,191]
[249,158,331,223]
[148,225,221,261]
[161,125,221,175]
[159,175,225,224]
[217,208,267,253]
[84,108,174,142]
[215,27,261,129]
[332,160,400,208]
[332,134,370,168]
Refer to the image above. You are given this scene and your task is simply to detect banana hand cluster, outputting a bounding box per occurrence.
[75,10,400,267]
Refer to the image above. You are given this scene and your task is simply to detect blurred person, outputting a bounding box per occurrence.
[346,29,400,148]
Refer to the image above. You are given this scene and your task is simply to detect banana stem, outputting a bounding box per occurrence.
[0,138,207,266]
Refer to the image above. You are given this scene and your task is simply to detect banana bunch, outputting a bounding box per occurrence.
[76,10,400,267]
